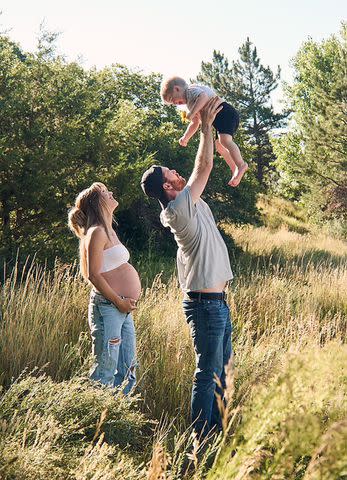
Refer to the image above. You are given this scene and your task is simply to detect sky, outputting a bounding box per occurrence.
[1,0,346,110]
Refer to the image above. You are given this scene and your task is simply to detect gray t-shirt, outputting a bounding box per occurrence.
[160,186,233,292]
[185,84,216,113]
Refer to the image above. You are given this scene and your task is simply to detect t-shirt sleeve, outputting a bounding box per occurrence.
[186,86,205,111]
[161,186,196,232]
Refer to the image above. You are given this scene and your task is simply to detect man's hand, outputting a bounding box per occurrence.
[179,136,188,147]
[200,97,223,134]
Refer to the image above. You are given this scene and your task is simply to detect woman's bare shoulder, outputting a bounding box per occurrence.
[85,226,108,246]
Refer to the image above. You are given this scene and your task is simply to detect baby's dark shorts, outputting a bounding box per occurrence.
[213,102,240,136]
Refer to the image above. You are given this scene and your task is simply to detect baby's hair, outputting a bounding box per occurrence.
[160,76,187,104]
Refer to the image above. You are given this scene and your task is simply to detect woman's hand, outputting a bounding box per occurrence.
[116,297,137,313]
[179,136,188,147]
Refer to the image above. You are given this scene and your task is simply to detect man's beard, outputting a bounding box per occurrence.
[175,177,187,191]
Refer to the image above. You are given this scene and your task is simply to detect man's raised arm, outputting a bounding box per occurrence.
[187,97,223,204]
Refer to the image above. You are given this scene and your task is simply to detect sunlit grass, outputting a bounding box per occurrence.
[1,220,346,479]
[257,194,311,234]
[209,343,347,480]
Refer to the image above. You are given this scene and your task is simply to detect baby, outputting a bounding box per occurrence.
[160,76,248,186]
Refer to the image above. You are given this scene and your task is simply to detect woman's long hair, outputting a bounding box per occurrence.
[68,182,112,281]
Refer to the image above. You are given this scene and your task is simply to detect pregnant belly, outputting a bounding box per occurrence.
[101,263,142,300]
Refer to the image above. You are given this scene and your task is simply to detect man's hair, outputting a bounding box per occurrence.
[140,165,168,206]
[160,76,187,104]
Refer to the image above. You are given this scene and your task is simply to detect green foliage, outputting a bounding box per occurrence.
[0,374,149,479]
[274,24,347,234]
[271,131,308,201]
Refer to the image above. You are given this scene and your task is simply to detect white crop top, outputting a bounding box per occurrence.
[100,244,130,273]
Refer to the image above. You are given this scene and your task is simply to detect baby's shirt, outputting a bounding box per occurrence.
[185,84,216,113]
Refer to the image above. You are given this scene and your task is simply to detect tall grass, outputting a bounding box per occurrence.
[1,222,346,478]
[0,373,149,480]
[209,343,347,479]
[256,194,311,234]
[0,259,90,386]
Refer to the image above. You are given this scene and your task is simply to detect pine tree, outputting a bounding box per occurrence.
[195,50,237,104]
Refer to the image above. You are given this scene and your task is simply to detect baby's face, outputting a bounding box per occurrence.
[169,86,186,105]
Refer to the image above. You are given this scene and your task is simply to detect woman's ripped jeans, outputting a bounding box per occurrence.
[88,290,137,394]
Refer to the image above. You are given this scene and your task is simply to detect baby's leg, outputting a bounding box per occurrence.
[215,139,237,174]
[219,133,248,187]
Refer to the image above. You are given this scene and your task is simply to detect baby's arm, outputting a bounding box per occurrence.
[179,114,200,146]
[186,92,209,120]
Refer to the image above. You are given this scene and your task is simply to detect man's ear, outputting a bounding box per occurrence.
[163,182,172,192]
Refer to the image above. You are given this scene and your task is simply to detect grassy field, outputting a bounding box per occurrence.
[1,199,346,479]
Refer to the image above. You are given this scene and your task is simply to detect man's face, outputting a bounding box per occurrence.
[162,167,186,192]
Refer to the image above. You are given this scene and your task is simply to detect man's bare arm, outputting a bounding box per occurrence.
[187,97,223,203]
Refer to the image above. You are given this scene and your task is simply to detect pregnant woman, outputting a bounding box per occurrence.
[68,182,141,394]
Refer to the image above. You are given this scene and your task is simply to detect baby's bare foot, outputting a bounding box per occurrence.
[228,162,248,187]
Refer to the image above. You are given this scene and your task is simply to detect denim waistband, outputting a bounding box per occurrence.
[90,289,126,300]
[184,291,227,302]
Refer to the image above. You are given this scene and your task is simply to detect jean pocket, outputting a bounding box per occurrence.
[201,302,226,331]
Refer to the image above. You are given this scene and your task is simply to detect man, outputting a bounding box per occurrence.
[141,97,233,438]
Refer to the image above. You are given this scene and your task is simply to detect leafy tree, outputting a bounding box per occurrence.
[195,50,237,104]
[271,131,307,201]
[274,24,347,231]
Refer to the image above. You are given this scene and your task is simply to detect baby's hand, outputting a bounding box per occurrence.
[179,137,188,147]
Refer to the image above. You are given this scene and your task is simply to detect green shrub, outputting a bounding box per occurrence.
[0,374,149,480]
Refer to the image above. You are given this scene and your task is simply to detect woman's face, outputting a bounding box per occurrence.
[99,185,119,212]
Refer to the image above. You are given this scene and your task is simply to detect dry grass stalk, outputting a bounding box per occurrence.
[147,442,170,480]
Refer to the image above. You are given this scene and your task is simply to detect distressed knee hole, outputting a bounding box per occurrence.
[109,337,121,346]
[128,365,136,381]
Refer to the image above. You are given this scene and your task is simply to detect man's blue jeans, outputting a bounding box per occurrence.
[183,296,232,438]
[88,290,137,394]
